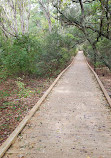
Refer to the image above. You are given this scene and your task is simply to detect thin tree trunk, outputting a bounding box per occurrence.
[26,0,31,33]
[18,0,25,35]
[92,44,97,71]
[38,0,52,33]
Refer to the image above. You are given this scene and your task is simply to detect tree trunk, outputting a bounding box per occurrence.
[92,44,97,71]
[38,0,52,33]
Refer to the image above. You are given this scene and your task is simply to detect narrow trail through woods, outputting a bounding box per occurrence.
[4,51,111,158]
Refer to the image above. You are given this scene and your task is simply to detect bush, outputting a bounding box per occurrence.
[35,30,74,76]
[83,38,111,69]
[97,38,111,68]
[0,35,42,75]
[0,30,76,77]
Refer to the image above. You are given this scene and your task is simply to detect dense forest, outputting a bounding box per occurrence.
[0,0,111,146]
[0,0,111,77]
[0,0,77,79]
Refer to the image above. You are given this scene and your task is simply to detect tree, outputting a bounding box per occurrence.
[53,0,111,70]
[0,0,31,37]
[38,0,52,33]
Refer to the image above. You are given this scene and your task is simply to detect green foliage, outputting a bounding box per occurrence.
[0,67,9,82]
[97,38,111,69]
[0,28,76,78]
[0,35,42,75]
[63,33,75,49]
[35,30,75,76]
[15,80,32,98]
[0,90,10,99]
[97,38,111,58]
[16,116,20,121]
[94,61,103,68]
[0,101,20,110]
[83,38,111,69]
[83,44,94,60]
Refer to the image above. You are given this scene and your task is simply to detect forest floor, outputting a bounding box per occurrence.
[87,59,111,98]
[0,76,55,146]
[96,68,111,97]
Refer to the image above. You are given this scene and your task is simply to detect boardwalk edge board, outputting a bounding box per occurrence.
[0,57,75,158]
[85,56,111,108]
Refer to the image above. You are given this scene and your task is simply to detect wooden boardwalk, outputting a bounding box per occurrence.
[3,52,111,158]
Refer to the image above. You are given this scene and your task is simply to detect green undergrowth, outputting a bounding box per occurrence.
[0,31,76,80]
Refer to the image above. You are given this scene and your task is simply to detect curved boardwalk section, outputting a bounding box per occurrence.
[4,52,111,158]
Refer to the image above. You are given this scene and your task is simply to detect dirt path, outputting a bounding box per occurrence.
[4,51,111,158]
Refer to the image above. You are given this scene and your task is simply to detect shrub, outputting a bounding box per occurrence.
[35,30,74,76]
[0,35,42,75]
[0,31,76,77]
